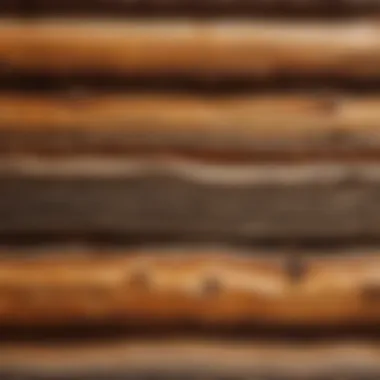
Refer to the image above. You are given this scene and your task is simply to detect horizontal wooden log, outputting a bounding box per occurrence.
[0,250,379,326]
[0,19,379,79]
[2,93,380,161]
[1,340,380,379]
[1,159,380,240]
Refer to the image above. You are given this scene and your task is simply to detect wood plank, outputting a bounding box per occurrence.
[0,159,380,240]
[1,93,380,160]
[1,340,380,379]
[0,19,379,79]
[0,250,379,326]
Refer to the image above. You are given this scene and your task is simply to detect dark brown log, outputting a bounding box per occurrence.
[1,340,380,379]
[0,159,380,240]
[2,93,380,161]
[0,19,379,79]
[0,251,379,326]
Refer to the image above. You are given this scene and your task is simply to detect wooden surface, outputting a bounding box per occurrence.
[1,340,380,379]
[0,250,379,326]
[1,159,380,239]
[0,5,379,375]
[2,93,380,160]
[0,19,379,79]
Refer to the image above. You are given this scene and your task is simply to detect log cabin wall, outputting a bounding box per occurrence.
[1,1,380,380]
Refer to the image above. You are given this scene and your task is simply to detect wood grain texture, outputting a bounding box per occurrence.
[0,19,379,79]
[0,159,380,240]
[1,340,380,379]
[2,93,380,160]
[0,251,379,326]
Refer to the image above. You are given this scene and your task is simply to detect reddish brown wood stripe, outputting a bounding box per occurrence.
[1,94,380,160]
[0,251,379,326]
[0,19,379,78]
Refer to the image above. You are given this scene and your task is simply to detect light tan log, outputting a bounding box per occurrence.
[1,93,380,160]
[0,250,379,326]
[1,340,380,379]
[0,19,379,78]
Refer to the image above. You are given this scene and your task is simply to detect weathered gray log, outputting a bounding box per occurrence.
[1,159,380,240]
